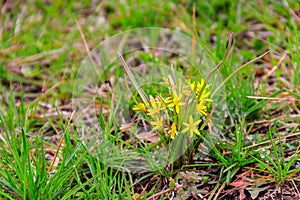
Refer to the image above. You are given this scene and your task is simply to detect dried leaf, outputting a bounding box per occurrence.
[229,180,251,187]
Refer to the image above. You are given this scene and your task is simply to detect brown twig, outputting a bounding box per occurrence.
[47,110,75,173]
[146,183,183,200]
[291,180,300,199]
[207,60,223,80]
[29,80,64,106]
[75,19,99,75]
[207,32,234,80]
[118,52,149,104]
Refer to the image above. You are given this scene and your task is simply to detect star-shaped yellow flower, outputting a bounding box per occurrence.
[182,115,201,137]
[133,103,147,112]
[188,79,196,91]
[150,116,164,130]
[197,101,207,116]
[195,79,205,94]
[168,122,177,139]
[147,101,162,117]
[198,89,212,103]
[156,96,172,109]
[168,92,185,114]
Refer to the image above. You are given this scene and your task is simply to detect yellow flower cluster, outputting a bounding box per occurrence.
[133,76,212,139]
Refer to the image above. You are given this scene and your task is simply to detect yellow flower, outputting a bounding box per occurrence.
[150,116,164,130]
[162,96,172,104]
[195,79,205,94]
[197,101,207,116]
[168,122,177,139]
[133,103,147,112]
[147,101,162,117]
[182,115,201,137]
[159,96,172,109]
[168,92,185,114]
[188,79,196,91]
[198,89,212,103]
[156,95,172,104]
